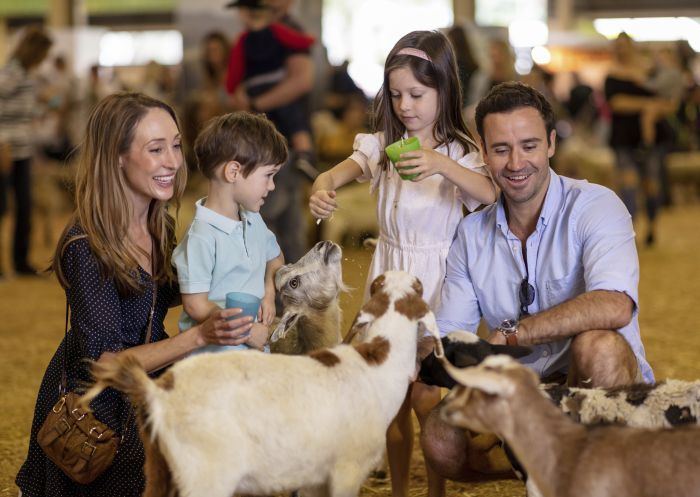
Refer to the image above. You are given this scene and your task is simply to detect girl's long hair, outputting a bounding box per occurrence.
[52,92,188,295]
[373,30,477,168]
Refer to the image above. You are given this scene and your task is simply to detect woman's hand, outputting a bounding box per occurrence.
[309,189,337,219]
[395,148,452,181]
[260,293,276,325]
[195,308,253,348]
[246,323,270,351]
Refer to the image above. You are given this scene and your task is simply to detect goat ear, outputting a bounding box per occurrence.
[442,361,516,397]
[418,311,444,358]
[343,311,371,344]
[416,334,437,362]
[270,311,300,342]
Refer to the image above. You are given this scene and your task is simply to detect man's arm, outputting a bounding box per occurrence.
[495,290,634,346]
[252,54,313,111]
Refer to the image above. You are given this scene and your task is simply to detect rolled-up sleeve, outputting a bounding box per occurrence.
[172,232,215,294]
[436,221,482,335]
[575,188,639,313]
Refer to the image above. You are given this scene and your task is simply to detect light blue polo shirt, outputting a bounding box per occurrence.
[172,197,280,352]
[437,169,654,383]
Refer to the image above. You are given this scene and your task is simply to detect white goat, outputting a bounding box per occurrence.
[81,270,444,497]
[270,240,347,355]
[440,355,700,497]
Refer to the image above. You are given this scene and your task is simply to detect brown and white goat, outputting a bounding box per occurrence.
[270,240,347,355]
[81,270,444,497]
[441,356,700,497]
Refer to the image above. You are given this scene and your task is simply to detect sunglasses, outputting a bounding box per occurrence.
[519,279,535,318]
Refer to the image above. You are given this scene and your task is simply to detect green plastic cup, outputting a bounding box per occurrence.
[385,136,421,180]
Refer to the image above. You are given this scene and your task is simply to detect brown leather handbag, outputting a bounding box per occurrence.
[38,272,156,484]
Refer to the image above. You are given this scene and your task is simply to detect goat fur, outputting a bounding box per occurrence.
[441,356,700,497]
[270,240,347,354]
[81,270,443,497]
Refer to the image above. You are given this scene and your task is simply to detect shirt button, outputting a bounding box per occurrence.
[542,350,549,357]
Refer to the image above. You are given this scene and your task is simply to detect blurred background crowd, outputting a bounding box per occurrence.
[2,0,700,276]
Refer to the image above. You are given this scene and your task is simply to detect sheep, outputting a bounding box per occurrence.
[440,355,700,497]
[541,379,700,428]
[80,270,445,497]
[269,240,348,355]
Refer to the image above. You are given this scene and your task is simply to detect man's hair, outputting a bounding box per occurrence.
[475,81,556,145]
[194,112,288,178]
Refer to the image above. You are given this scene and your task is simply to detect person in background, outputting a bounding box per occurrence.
[226,0,317,266]
[309,30,496,497]
[446,25,480,108]
[172,112,286,354]
[0,26,52,276]
[15,92,254,496]
[604,32,677,246]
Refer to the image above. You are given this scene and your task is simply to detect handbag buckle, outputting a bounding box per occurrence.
[71,407,87,421]
[52,396,66,413]
[89,426,104,439]
[54,417,71,436]
[81,441,97,460]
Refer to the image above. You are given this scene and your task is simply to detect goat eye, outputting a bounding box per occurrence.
[289,276,300,289]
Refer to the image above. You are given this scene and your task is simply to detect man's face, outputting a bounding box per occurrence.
[481,106,555,208]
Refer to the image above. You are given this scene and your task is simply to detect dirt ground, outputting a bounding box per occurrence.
[2,199,700,497]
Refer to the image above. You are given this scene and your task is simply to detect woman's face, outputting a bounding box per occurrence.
[120,107,183,209]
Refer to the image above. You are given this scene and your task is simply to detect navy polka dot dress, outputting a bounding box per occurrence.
[16,225,178,497]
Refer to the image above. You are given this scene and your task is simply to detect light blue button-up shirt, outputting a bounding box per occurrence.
[172,198,280,351]
[437,170,654,383]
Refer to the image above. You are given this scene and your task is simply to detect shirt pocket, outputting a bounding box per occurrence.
[544,267,585,308]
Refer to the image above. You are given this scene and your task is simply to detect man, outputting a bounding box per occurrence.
[420,81,653,482]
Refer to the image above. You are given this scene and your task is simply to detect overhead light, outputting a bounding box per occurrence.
[508,19,548,48]
[593,17,700,49]
[531,45,551,65]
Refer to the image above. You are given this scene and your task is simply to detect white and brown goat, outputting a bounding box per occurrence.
[270,240,347,355]
[81,270,444,497]
[441,356,700,497]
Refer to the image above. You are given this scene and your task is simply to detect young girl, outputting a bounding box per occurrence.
[309,30,496,497]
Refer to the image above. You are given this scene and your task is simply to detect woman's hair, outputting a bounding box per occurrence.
[474,81,555,146]
[372,30,476,168]
[52,92,188,295]
[194,111,288,179]
[12,26,53,70]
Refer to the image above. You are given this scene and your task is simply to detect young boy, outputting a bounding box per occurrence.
[173,111,288,353]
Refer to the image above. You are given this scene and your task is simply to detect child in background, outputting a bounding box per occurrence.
[173,112,287,353]
[225,0,317,180]
[309,30,497,497]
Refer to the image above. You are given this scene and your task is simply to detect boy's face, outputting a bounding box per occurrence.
[234,163,282,212]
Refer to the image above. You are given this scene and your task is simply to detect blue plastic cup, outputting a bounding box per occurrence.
[225,292,260,337]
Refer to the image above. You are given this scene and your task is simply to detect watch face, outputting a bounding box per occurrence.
[500,318,518,330]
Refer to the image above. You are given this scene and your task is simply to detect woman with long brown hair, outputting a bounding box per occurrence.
[15,92,253,496]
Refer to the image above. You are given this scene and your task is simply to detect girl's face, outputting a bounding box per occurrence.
[388,66,439,140]
[120,108,183,211]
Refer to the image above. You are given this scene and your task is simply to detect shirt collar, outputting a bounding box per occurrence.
[194,197,251,235]
[495,167,560,234]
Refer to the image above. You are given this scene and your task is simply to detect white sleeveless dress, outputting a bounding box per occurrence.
[349,132,490,309]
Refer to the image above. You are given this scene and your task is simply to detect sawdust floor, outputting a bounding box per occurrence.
[2,201,700,497]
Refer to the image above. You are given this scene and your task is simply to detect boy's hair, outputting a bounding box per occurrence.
[373,30,476,168]
[194,112,288,179]
[475,81,556,145]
